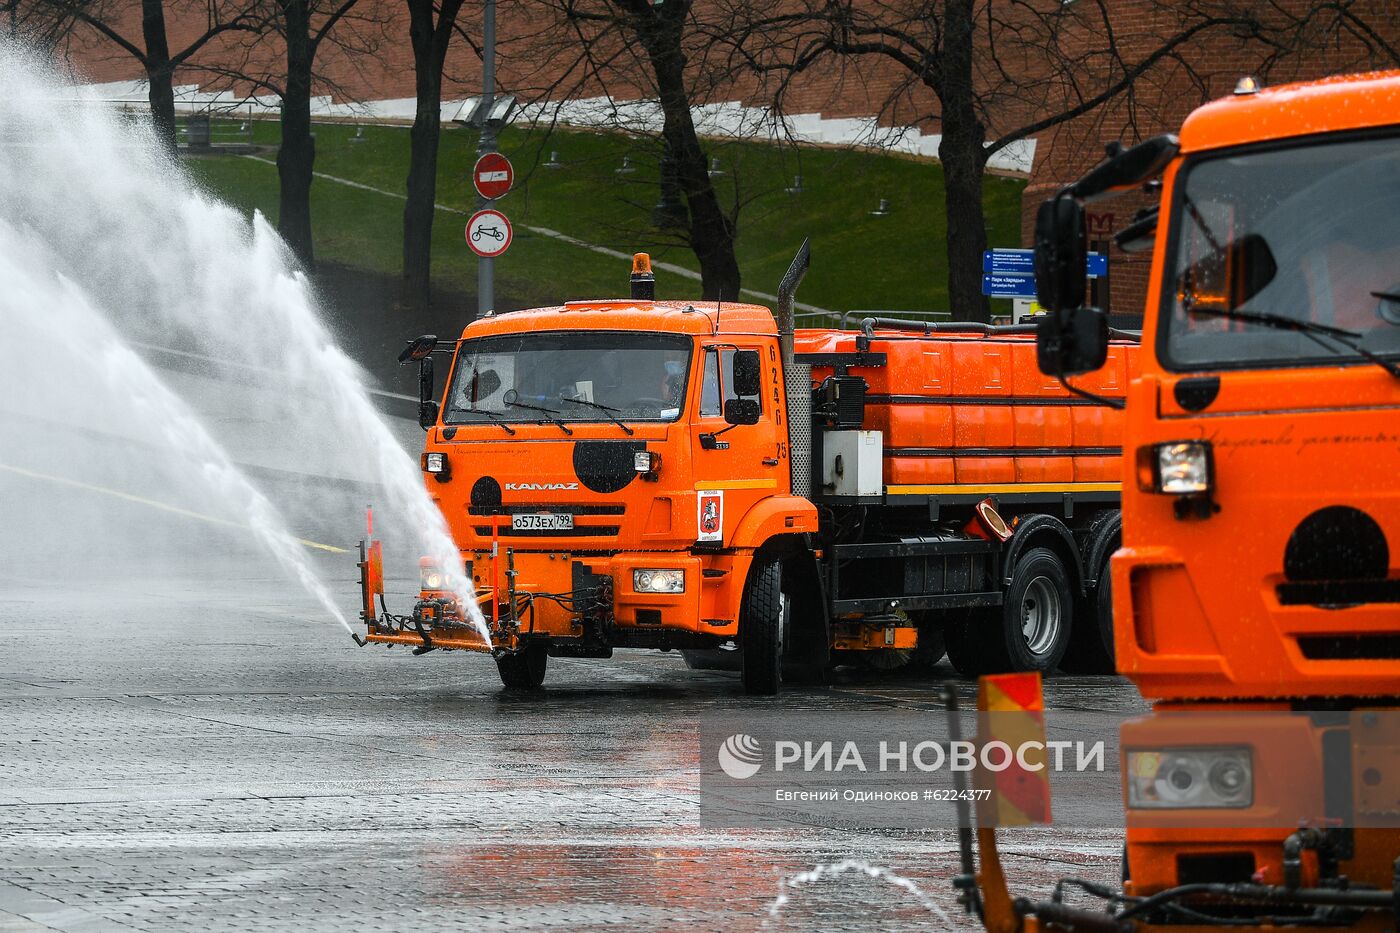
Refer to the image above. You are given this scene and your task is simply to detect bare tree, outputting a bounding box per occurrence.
[718,0,1336,322]
[516,0,743,300]
[273,0,365,265]
[401,0,469,311]
[15,0,263,152]
[204,0,383,265]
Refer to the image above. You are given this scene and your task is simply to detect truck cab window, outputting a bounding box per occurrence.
[1165,135,1400,370]
[698,347,763,418]
[444,331,693,424]
[699,349,722,416]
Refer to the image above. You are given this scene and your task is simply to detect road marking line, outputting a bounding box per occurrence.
[127,340,418,403]
[0,463,347,553]
[240,155,834,316]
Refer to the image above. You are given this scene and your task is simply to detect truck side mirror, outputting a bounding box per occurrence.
[731,349,761,397]
[418,400,440,430]
[399,333,438,363]
[723,398,760,426]
[1036,307,1110,377]
[417,356,438,431]
[1034,196,1087,312]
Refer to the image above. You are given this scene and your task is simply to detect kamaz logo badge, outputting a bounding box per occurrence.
[505,482,579,491]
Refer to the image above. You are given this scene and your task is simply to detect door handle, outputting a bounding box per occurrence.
[762,458,779,466]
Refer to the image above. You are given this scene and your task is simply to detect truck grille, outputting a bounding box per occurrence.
[467,503,626,516]
[1296,634,1400,661]
[472,525,620,538]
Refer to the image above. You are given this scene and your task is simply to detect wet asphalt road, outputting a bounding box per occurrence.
[0,562,1145,932]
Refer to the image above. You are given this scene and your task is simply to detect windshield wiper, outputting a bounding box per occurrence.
[560,396,634,435]
[505,399,574,435]
[463,408,516,435]
[1185,305,1400,379]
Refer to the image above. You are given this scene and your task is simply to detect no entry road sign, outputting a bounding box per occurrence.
[473,153,514,200]
[466,208,512,258]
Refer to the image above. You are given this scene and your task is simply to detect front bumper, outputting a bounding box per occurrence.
[1122,707,1400,896]
[363,549,747,654]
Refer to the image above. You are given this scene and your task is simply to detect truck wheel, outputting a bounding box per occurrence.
[945,610,994,676]
[740,557,783,695]
[948,548,1072,675]
[496,644,548,690]
[1060,552,1116,674]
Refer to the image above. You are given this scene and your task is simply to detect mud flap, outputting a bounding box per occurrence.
[356,539,384,645]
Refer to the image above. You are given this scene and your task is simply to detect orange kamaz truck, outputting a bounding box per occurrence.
[357,249,1137,692]
[967,71,1400,931]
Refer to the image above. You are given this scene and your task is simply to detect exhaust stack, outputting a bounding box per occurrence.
[776,237,810,366]
[776,239,813,498]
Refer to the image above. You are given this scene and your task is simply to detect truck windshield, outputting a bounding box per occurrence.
[444,330,693,424]
[1162,134,1400,371]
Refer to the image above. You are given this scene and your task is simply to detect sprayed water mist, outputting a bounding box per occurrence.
[2,247,353,631]
[766,859,955,927]
[0,42,486,639]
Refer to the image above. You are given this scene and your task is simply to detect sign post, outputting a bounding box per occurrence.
[476,0,499,317]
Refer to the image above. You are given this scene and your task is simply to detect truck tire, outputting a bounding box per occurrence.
[946,547,1072,675]
[908,625,947,672]
[1060,551,1116,674]
[945,610,995,676]
[901,615,947,674]
[496,643,548,690]
[740,557,783,695]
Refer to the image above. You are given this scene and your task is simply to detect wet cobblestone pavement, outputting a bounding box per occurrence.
[0,572,1143,931]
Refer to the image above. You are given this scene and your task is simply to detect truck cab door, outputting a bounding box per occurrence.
[690,343,782,545]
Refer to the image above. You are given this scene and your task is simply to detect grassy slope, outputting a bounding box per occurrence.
[185,120,1025,317]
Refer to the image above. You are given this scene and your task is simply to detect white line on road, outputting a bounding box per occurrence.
[0,463,347,554]
[127,340,418,403]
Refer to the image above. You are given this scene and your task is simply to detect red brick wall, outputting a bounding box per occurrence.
[56,0,1399,319]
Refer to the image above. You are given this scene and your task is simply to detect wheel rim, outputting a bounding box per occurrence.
[1020,576,1062,656]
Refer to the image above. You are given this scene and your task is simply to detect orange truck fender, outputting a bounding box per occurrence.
[727,494,819,550]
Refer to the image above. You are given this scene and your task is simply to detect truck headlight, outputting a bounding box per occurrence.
[423,451,449,475]
[634,450,661,476]
[1127,747,1252,808]
[1139,441,1211,495]
[420,563,445,592]
[634,568,684,593]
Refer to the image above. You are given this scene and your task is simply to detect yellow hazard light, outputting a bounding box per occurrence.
[632,252,652,275]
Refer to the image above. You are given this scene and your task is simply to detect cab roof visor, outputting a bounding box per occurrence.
[1070,134,1179,203]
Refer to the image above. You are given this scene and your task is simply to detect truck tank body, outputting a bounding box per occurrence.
[794,328,1139,489]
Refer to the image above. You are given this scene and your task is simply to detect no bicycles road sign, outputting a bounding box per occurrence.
[466,208,512,258]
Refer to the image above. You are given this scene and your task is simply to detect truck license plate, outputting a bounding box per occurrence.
[511,513,573,532]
